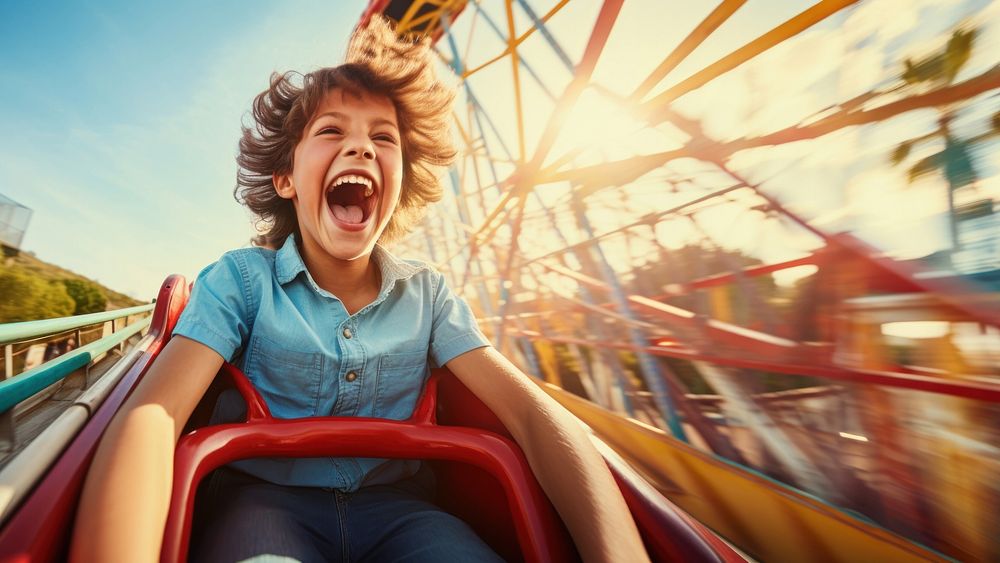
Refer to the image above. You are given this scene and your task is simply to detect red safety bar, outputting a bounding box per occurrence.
[161,364,576,563]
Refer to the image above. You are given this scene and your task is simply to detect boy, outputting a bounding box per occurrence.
[71,17,649,563]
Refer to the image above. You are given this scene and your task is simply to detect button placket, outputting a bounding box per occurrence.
[335,322,364,416]
[342,328,359,381]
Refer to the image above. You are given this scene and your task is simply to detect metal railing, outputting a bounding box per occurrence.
[0,304,153,346]
[0,275,186,536]
[0,304,154,450]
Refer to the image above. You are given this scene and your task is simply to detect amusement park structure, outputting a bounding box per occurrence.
[361,0,1000,560]
[0,0,998,561]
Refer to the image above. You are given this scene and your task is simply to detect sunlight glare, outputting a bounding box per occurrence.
[555,89,650,162]
[773,265,819,287]
[881,321,951,339]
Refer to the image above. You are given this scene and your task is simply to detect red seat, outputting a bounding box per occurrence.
[161,363,577,563]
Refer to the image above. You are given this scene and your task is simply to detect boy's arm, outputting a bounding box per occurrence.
[446,346,651,563]
[70,336,224,563]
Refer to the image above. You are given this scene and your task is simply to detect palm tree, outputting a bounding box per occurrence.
[890,27,999,253]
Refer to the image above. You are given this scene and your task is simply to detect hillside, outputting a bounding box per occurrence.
[2,250,143,312]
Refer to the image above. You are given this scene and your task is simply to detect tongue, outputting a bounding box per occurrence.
[332,204,364,224]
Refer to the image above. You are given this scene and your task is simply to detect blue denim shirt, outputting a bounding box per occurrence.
[172,234,490,491]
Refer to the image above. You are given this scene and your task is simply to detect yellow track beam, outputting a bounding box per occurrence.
[540,383,948,563]
[630,0,747,102]
[639,0,860,124]
[505,0,526,163]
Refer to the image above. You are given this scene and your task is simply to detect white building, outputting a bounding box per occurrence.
[954,198,999,275]
[0,193,32,256]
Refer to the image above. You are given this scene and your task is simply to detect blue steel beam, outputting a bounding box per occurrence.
[571,195,687,440]
[442,17,516,165]
[514,0,574,72]
[526,193,634,415]
[467,1,558,101]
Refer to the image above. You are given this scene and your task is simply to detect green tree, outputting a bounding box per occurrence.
[890,27,1000,250]
[61,279,107,315]
[0,267,75,322]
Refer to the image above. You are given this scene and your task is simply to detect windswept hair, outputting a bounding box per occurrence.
[236,17,456,247]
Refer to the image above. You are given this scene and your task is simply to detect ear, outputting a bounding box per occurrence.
[273,172,296,199]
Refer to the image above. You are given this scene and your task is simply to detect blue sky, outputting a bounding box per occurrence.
[0,1,361,298]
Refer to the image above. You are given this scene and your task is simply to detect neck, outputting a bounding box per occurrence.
[297,238,381,310]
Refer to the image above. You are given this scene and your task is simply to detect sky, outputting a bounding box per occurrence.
[1,0,997,301]
[0,0,361,298]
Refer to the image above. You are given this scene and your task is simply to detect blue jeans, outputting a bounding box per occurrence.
[191,466,504,563]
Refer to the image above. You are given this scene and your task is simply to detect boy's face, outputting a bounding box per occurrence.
[274,88,403,263]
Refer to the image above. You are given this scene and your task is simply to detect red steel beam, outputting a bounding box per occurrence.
[522,184,748,266]
[559,65,1000,201]
[471,0,625,247]
[520,0,624,178]
[536,261,802,359]
[679,255,820,292]
[721,66,1000,156]
[510,331,1000,403]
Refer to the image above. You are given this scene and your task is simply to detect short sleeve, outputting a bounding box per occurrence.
[172,252,254,362]
[429,271,490,367]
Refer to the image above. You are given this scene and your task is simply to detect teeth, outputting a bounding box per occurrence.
[331,174,374,192]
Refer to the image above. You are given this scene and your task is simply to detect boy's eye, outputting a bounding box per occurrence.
[372,133,397,144]
[317,126,342,135]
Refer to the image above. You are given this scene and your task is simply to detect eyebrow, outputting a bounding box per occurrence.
[313,111,399,130]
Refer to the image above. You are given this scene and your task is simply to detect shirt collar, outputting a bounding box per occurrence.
[275,234,308,285]
[275,234,427,288]
[371,244,427,285]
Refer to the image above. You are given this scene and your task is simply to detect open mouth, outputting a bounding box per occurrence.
[326,173,377,226]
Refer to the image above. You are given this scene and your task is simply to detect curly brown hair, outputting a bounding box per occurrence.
[235,17,456,247]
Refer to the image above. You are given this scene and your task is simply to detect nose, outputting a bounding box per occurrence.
[345,139,376,161]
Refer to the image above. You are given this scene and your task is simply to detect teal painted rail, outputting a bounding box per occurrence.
[0,317,151,414]
[0,304,154,345]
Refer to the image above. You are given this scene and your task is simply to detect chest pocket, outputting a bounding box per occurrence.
[246,332,324,418]
[373,350,429,418]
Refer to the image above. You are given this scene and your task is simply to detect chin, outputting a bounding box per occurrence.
[324,241,375,262]
[326,245,374,262]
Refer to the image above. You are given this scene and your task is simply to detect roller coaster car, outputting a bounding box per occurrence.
[169,363,742,562]
[0,277,742,562]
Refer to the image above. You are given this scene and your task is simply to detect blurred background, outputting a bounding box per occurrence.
[2,0,999,560]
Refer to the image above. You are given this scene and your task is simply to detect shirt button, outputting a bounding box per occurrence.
[342,327,353,339]
[345,371,358,382]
